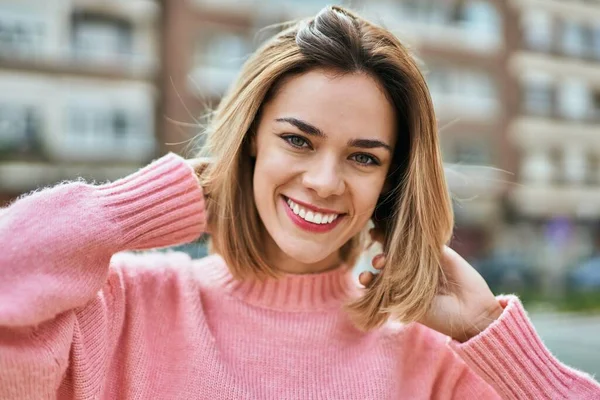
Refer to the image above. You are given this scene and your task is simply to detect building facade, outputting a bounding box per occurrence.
[4,0,600,284]
[0,0,160,205]
[159,0,509,259]
[506,0,600,289]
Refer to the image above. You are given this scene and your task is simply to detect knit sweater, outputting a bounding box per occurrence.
[0,154,598,400]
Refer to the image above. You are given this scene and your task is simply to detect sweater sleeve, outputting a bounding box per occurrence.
[0,152,206,328]
[0,153,206,399]
[448,295,600,399]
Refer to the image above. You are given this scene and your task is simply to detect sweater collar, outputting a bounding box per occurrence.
[208,256,360,312]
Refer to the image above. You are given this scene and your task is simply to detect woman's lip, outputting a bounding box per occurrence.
[282,197,344,233]
[284,195,345,215]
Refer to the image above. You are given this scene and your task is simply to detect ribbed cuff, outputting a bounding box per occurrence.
[96,153,206,251]
[449,295,599,399]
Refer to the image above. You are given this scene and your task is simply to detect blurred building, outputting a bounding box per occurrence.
[160,0,346,152]
[503,0,600,287]
[160,0,600,275]
[3,0,600,279]
[357,0,507,259]
[160,0,507,259]
[0,0,160,205]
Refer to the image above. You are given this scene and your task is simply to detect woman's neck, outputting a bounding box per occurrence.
[263,232,343,275]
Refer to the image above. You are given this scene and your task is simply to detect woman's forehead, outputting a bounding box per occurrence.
[262,69,397,145]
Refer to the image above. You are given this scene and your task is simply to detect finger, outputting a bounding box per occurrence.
[186,157,212,175]
[359,271,374,287]
[371,254,385,270]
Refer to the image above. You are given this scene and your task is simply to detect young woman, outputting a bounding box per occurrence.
[1,6,598,399]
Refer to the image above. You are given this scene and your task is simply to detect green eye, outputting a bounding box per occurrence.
[351,153,379,166]
[283,134,310,149]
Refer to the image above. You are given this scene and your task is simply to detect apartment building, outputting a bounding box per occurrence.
[505,0,600,274]
[357,0,507,258]
[160,0,339,155]
[160,0,507,258]
[0,0,160,205]
[8,0,597,273]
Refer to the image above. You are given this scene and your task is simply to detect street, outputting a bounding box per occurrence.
[530,311,600,377]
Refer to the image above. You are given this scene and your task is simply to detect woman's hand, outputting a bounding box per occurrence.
[186,157,212,233]
[185,158,211,180]
[359,241,504,343]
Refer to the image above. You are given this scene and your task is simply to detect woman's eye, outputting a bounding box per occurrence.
[351,153,379,166]
[283,135,310,149]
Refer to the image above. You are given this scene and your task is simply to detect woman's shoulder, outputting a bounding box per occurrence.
[110,250,193,272]
[104,251,228,303]
[108,250,200,287]
[378,318,452,355]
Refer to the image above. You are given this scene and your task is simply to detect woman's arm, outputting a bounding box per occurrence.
[0,153,205,327]
[450,295,600,399]
[0,153,206,398]
[366,245,600,399]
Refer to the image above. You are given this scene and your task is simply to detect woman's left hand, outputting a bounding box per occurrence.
[359,245,504,343]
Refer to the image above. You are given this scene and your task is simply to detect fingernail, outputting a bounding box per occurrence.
[372,254,384,267]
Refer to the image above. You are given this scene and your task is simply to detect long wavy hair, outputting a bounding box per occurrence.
[198,5,454,331]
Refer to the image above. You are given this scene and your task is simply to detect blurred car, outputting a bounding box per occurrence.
[568,256,600,291]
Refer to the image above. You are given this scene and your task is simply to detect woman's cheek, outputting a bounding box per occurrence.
[350,177,385,223]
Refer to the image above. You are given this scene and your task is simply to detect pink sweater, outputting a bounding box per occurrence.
[0,154,598,400]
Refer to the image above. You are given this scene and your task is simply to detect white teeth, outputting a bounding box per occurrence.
[285,198,340,225]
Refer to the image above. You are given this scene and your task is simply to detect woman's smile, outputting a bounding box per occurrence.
[281,195,345,233]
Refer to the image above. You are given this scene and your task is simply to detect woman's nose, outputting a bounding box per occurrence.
[301,155,345,198]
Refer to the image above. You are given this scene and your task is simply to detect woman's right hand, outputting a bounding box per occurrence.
[185,157,212,195]
[185,157,212,234]
[185,157,211,177]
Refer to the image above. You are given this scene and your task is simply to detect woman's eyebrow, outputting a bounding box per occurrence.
[275,116,391,153]
[348,138,392,153]
[275,117,325,137]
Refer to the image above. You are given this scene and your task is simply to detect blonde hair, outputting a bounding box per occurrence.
[199,6,453,331]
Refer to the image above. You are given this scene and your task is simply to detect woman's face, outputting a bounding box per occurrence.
[252,68,397,273]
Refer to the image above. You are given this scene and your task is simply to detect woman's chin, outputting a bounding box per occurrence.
[276,242,340,270]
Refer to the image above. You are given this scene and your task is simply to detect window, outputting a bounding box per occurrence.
[190,28,248,94]
[592,91,600,122]
[0,11,45,57]
[462,71,495,99]
[71,13,132,61]
[454,140,490,165]
[68,107,139,142]
[562,147,588,184]
[400,0,498,31]
[522,74,553,116]
[402,0,433,21]
[521,151,554,184]
[522,10,553,52]
[593,23,600,60]
[113,111,128,138]
[194,30,247,69]
[561,21,588,58]
[0,103,41,157]
[427,66,496,99]
[558,80,590,121]
[460,1,500,40]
